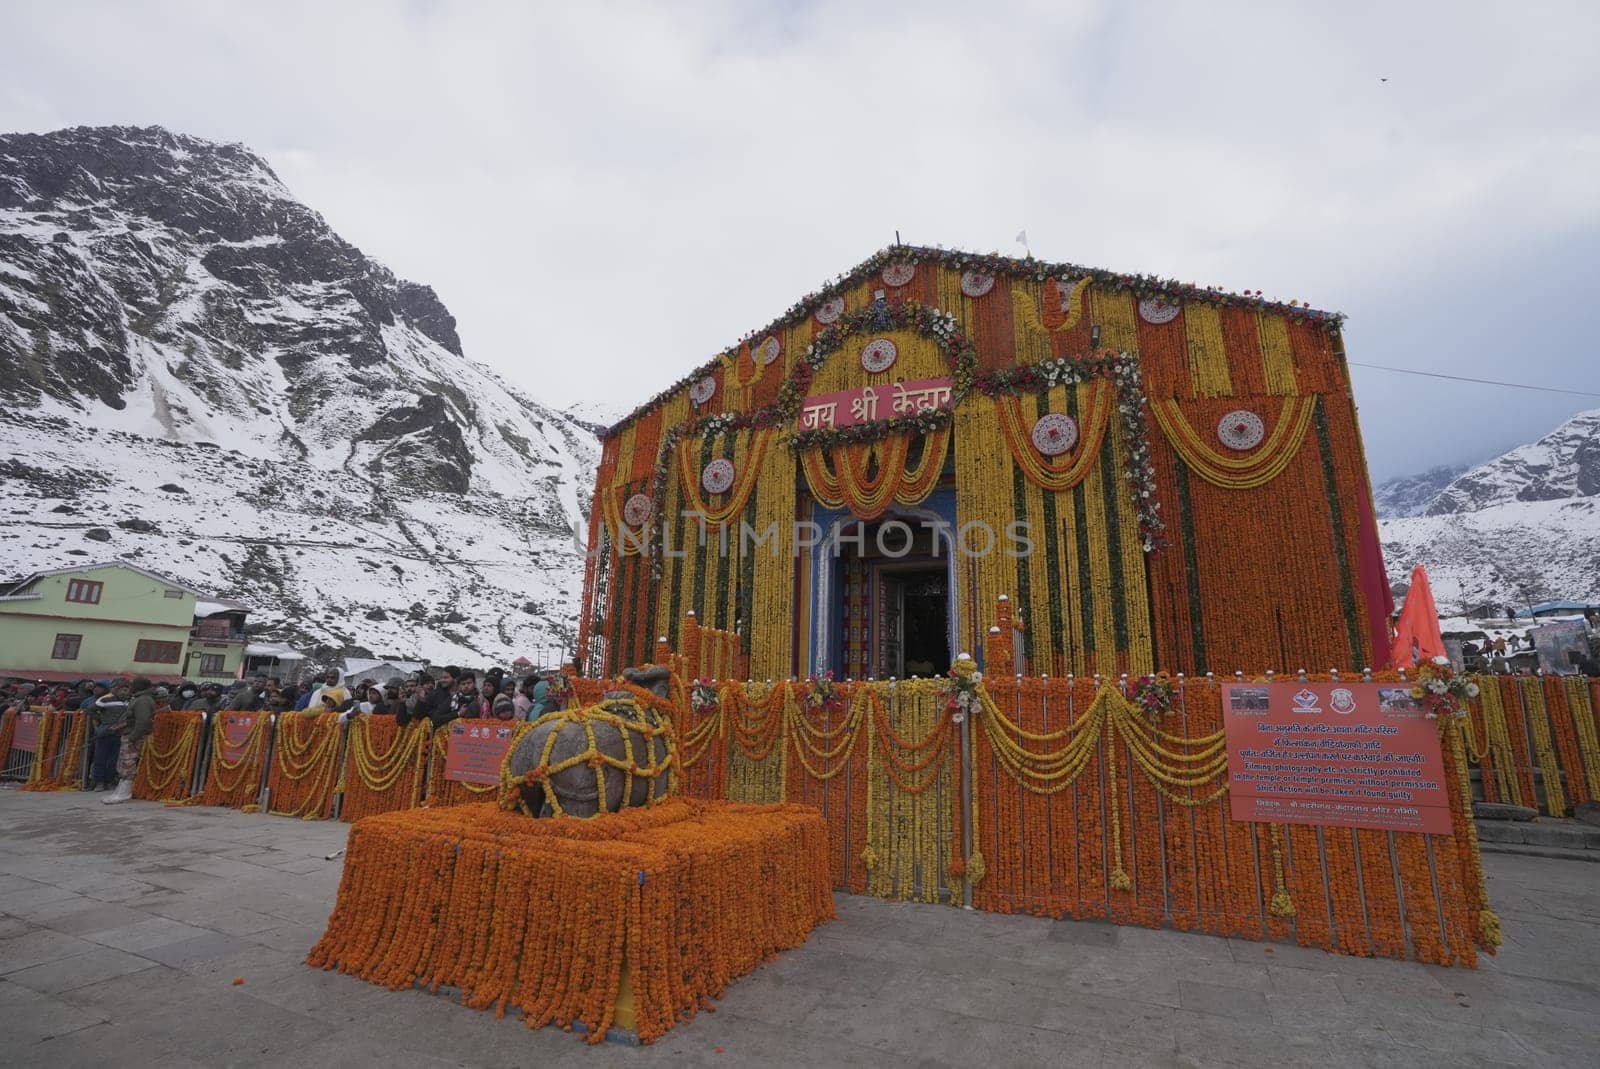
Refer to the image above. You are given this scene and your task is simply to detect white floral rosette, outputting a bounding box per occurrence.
[701,458,735,495]
[1031,413,1078,457]
[1217,410,1264,451]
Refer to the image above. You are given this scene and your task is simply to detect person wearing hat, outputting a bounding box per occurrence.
[103,676,156,804]
[491,694,516,721]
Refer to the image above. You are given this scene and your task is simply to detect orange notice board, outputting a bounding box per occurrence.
[443,720,518,785]
[1222,681,1452,834]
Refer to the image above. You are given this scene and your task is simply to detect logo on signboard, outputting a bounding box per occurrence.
[1291,689,1322,713]
[1330,688,1356,715]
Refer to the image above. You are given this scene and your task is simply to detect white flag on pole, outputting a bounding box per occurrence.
[1015,229,1027,246]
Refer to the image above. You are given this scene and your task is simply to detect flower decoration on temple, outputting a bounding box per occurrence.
[804,671,846,715]
[689,376,717,406]
[1030,413,1078,457]
[1412,658,1478,720]
[974,350,1165,553]
[600,244,1344,440]
[881,261,916,287]
[622,493,653,527]
[859,338,898,373]
[1137,296,1181,324]
[1217,410,1266,452]
[690,679,720,714]
[755,335,781,365]
[943,655,983,724]
[701,458,735,495]
[960,271,995,297]
[1129,672,1177,721]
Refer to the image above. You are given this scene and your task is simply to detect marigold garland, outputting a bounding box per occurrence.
[200,711,270,808]
[307,798,834,1045]
[19,710,88,792]
[267,712,343,820]
[131,711,203,802]
[342,716,432,823]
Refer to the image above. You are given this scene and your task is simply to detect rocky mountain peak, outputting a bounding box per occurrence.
[1426,408,1600,515]
[0,125,596,665]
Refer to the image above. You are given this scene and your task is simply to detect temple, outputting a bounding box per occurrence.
[578,247,1392,681]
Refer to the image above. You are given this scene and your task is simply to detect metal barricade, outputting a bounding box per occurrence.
[0,708,48,782]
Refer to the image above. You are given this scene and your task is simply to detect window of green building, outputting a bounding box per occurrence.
[52,634,82,660]
[66,579,103,604]
[134,639,181,664]
[198,654,226,675]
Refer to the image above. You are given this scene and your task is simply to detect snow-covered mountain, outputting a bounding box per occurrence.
[0,125,597,666]
[1381,409,1600,613]
[1372,463,1466,518]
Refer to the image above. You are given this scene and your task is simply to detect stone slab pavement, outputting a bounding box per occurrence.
[1,787,1596,1068]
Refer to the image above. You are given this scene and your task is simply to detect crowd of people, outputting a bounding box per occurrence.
[0,664,572,805]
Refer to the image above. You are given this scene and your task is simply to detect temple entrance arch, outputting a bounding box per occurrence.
[808,495,958,680]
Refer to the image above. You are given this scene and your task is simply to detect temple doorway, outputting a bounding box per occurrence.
[832,516,952,680]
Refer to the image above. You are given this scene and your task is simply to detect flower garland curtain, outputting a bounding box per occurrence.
[200,711,270,809]
[654,427,777,658]
[1148,395,1317,490]
[131,711,203,802]
[993,379,1113,492]
[267,712,343,820]
[340,716,432,823]
[797,425,950,521]
[955,389,1155,677]
[673,428,772,525]
[968,676,1491,964]
[1146,392,1374,674]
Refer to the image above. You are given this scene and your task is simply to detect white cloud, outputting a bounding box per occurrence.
[2,0,1598,479]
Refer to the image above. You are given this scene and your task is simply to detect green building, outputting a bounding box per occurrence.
[0,561,251,683]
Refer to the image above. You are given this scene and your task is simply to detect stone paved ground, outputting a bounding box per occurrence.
[1,788,1595,1068]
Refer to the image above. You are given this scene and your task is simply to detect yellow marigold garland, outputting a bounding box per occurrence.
[130,711,203,802]
[1147,395,1318,490]
[342,716,432,823]
[200,711,270,808]
[267,712,344,820]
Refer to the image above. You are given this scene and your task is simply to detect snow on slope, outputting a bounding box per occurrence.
[0,125,597,665]
[1380,408,1600,613]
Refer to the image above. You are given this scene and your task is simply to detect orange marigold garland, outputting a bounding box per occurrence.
[341,716,431,823]
[132,711,203,802]
[267,712,343,820]
[307,799,833,1045]
[200,711,270,808]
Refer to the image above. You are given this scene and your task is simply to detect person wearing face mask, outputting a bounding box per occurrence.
[175,682,202,711]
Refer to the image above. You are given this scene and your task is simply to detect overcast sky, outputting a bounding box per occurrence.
[3,0,1596,480]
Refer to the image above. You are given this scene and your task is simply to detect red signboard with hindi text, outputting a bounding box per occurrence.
[217,713,260,763]
[443,720,518,785]
[1221,681,1452,834]
[13,709,43,753]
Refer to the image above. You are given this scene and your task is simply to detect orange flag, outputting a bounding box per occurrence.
[1389,564,1446,668]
